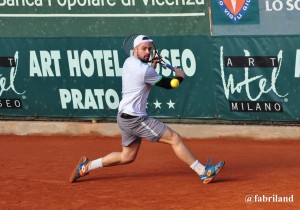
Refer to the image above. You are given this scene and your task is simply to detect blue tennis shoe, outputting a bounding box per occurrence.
[200,159,225,184]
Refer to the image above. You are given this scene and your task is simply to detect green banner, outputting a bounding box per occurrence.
[212,35,300,121]
[0,36,216,119]
[2,36,300,121]
[0,0,210,37]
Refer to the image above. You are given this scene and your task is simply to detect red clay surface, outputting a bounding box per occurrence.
[0,135,299,210]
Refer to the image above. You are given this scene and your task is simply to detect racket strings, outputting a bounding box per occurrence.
[150,44,164,64]
[122,34,166,65]
[122,34,138,57]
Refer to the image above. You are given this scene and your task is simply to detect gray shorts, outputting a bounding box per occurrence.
[117,113,167,146]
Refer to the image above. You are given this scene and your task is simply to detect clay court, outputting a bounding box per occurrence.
[0,134,299,210]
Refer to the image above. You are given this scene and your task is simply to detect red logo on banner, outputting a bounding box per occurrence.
[223,0,245,16]
[216,0,254,23]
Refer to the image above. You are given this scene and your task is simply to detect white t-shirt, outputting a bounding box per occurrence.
[118,56,162,116]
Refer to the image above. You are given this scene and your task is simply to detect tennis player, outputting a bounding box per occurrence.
[69,35,225,184]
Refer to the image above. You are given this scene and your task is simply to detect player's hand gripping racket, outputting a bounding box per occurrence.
[122,34,175,72]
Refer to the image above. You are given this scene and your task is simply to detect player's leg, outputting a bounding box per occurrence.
[69,114,143,183]
[88,142,141,171]
[158,126,197,165]
[101,142,141,167]
[129,116,207,176]
[69,142,141,183]
[97,127,142,167]
[158,126,225,184]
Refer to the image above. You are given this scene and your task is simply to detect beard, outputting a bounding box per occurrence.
[141,58,149,63]
[139,56,150,63]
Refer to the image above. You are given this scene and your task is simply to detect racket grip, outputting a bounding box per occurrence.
[164,63,175,72]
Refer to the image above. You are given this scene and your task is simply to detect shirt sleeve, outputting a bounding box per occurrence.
[144,66,162,85]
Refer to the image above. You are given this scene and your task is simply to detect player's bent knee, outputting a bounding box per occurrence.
[121,153,137,164]
[172,132,183,145]
[122,157,135,164]
[168,130,183,145]
[160,127,183,145]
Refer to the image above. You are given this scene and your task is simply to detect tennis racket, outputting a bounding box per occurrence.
[121,34,175,72]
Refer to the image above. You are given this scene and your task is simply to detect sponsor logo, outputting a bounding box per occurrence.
[220,46,288,112]
[0,52,25,109]
[215,0,255,23]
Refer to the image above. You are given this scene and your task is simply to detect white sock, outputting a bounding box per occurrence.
[190,160,206,176]
[88,158,103,172]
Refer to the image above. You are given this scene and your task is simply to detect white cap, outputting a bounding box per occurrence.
[133,35,153,48]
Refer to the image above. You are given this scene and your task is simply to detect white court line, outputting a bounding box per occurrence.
[0,13,205,17]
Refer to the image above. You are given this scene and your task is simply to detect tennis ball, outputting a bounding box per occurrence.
[170,78,179,88]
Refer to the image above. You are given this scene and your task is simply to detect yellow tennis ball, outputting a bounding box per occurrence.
[170,78,179,88]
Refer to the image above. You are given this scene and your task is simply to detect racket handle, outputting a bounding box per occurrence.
[164,63,175,72]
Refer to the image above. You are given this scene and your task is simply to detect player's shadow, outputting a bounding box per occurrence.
[76,170,190,183]
[75,167,237,184]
